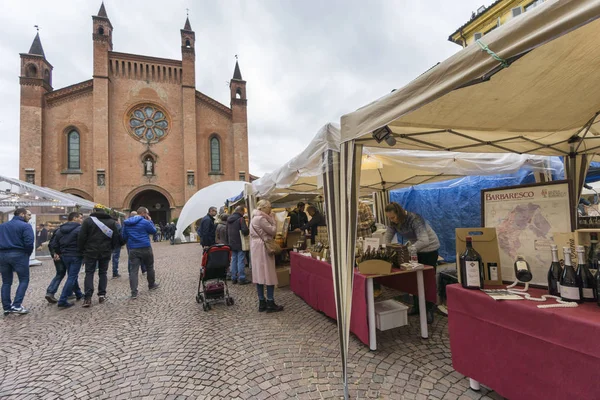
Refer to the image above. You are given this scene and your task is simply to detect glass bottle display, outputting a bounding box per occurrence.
[587,232,600,271]
[576,245,597,302]
[547,244,562,296]
[459,236,484,290]
[560,247,582,303]
[513,255,533,282]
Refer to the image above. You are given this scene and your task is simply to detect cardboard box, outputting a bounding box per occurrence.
[358,259,392,275]
[276,267,290,288]
[286,231,302,248]
[455,228,502,286]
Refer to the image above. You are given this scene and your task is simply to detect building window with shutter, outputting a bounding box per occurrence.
[210,136,221,172]
[68,130,80,170]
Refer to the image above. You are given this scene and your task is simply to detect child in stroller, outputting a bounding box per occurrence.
[196,244,234,311]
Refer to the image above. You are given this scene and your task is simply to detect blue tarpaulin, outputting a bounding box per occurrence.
[390,170,538,263]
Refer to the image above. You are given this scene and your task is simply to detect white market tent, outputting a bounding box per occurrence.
[175,181,248,241]
[0,174,97,209]
[251,124,556,200]
[324,0,600,396]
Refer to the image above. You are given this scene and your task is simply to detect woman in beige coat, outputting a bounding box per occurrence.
[249,200,284,313]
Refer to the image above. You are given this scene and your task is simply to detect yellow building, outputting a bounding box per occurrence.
[449,0,546,47]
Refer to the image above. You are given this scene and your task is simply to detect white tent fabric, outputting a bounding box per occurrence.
[252,125,557,198]
[330,1,600,396]
[175,181,247,240]
[0,175,97,209]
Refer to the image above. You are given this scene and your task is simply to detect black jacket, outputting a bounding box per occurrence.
[288,209,309,231]
[77,212,122,259]
[52,222,82,258]
[198,214,217,246]
[300,211,326,242]
[226,212,249,251]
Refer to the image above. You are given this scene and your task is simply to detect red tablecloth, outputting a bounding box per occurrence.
[290,252,437,346]
[447,284,600,400]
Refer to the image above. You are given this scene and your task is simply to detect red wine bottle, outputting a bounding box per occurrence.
[459,236,484,290]
[560,247,582,303]
[587,232,600,271]
[514,255,532,282]
[547,244,562,296]
[576,245,597,302]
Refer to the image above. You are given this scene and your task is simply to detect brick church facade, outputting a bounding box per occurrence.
[18,3,249,224]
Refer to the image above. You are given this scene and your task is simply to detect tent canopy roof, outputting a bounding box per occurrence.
[0,175,97,209]
[252,124,560,197]
[340,0,600,156]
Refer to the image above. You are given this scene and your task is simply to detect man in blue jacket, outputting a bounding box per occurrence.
[122,207,159,299]
[0,208,34,316]
[53,212,85,308]
[198,206,217,247]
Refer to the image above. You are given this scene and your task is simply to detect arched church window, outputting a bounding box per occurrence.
[26,64,37,78]
[98,26,104,35]
[185,39,191,48]
[44,69,50,84]
[236,88,242,99]
[126,103,170,143]
[210,137,221,172]
[68,130,80,170]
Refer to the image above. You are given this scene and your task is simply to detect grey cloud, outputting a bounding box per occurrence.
[0,0,488,179]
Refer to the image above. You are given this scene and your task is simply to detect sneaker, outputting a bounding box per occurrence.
[3,310,10,316]
[10,306,29,315]
[45,294,58,304]
[149,283,160,290]
[82,299,92,308]
[131,293,138,299]
[238,279,251,285]
[112,274,121,278]
[98,296,106,304]
[57,302,74,309]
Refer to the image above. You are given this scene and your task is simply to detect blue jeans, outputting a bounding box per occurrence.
[0,251,30,311]
[112,247,121,276]
[256,284,275,301]
[230,251,246,281]
[46,258,66,295]
[58,256,83,305]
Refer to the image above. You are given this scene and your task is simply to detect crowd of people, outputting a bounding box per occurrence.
[2,199,392,317]
[0,205,161,315]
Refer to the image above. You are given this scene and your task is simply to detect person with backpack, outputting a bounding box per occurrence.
[53,212,85,308]
[227,206,250,285]
[77,205,123,308]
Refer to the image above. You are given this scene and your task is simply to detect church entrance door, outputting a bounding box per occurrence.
[130,190,171,226]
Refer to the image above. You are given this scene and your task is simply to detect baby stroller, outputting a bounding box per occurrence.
[196,244,234,311]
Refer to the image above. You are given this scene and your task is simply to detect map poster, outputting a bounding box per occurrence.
[482,180,572,286]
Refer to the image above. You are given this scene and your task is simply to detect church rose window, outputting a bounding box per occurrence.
[126,104,170,142]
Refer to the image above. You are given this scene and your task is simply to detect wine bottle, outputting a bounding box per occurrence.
[587,232,600,271]
[547,244,562,296]
[514,255,533,282]
[576,245,597,302]
[560,247,582,303]
[459,236,484,290]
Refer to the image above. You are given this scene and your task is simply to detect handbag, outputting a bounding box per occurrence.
[240,230,250,251]
[250,219,282,256]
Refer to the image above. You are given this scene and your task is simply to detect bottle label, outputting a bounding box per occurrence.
[465,261,481,287]
[582,288,595,299]
[488,264,498,281]
[560,286,580,300]
[516,260,528,271]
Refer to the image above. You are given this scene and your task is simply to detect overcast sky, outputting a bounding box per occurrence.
[0,0,488,179]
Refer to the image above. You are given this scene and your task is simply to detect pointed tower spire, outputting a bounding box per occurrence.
[183,16,192,31]
[28,32,45,58]
[233,60,242,80]
[97,2,108,18]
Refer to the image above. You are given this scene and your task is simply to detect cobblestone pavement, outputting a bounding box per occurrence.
[0,242,504,400]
